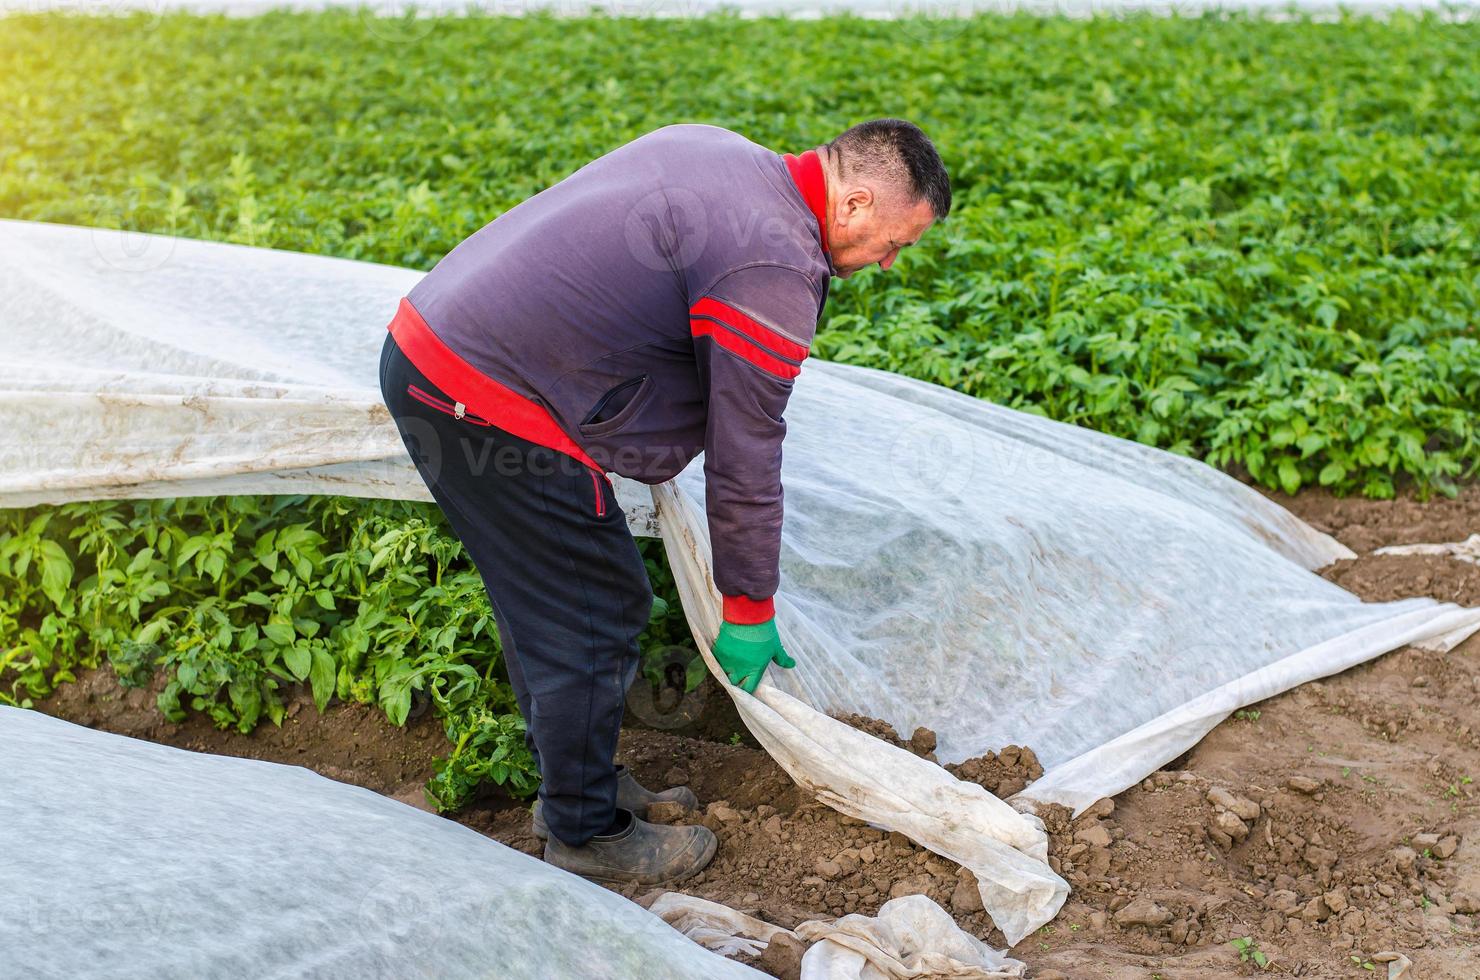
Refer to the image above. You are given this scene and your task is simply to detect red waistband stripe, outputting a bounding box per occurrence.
[386,297,603,472]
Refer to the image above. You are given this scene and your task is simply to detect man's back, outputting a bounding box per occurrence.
[406,123,832,483]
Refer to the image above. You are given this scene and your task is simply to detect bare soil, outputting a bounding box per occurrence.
[38,665,452,813]
[36,486,1480,978]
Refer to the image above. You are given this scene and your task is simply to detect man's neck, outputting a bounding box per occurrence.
[816,145,837,246]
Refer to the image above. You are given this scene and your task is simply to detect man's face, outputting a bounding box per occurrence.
[827,191,936,279]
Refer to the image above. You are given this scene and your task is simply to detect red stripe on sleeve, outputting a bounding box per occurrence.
[690,296,809,362]
[691,319,801,380]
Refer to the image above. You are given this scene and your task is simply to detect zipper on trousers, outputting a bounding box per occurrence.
[410,381,609,516]
[589,470,607,518]
[407,383,493,426]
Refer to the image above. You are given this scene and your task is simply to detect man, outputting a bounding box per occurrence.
[378,119,949,884]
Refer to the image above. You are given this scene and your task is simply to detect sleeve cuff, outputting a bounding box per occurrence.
[722,594,775,625]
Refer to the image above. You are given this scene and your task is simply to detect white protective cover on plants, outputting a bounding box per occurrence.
[650,892,1027,978]
[5,220,1479,945]
[1377,534,1480,565]
[0,705,764,980]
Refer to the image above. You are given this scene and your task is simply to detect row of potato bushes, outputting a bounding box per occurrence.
[0,496,690,808]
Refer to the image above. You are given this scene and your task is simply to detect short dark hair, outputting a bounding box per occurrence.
[826,118,951,220]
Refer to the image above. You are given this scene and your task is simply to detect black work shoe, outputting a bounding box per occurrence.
[530,766,699,840]
[543,810,717,885]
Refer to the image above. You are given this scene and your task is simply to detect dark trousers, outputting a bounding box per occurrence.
[378,332,653,845]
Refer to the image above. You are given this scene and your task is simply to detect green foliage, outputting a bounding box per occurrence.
[426,707,539,812]
[0,495,689,807]
[1230,935,1270,969]
[1,498,451,723]
[1,10,1476,495]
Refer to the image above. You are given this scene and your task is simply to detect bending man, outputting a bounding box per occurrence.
[378,119,949,885]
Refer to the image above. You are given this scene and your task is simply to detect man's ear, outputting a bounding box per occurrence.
[838,185,874,225]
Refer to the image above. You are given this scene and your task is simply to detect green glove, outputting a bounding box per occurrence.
[712,619,795,694]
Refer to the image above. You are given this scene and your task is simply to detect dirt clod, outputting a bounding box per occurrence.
[1286,775,1322,794]
[1073,823,1113,848]
[1207,786,1261,821]
[756,932,806,980]
[945,744,1044,798]
[829,713,940,763]
[1114,896,1171,928]
[908,727,937,757]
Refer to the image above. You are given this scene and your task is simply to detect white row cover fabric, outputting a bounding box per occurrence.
[5,220,1478,947]
[0,220,664,528]
[650,893,1027,979]
[653,480,1068,945]
[0,706,762,979]
[1376,535,1480,565]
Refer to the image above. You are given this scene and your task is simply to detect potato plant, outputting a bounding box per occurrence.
[0,496,691,809]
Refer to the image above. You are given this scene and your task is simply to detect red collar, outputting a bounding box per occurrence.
[782,149,830,253]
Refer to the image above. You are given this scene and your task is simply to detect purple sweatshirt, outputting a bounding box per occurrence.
[398,124,834,621]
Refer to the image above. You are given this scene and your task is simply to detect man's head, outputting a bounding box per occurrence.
[817,119,951,279]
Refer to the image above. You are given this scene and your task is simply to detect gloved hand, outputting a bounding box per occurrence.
[712,619,795,694]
